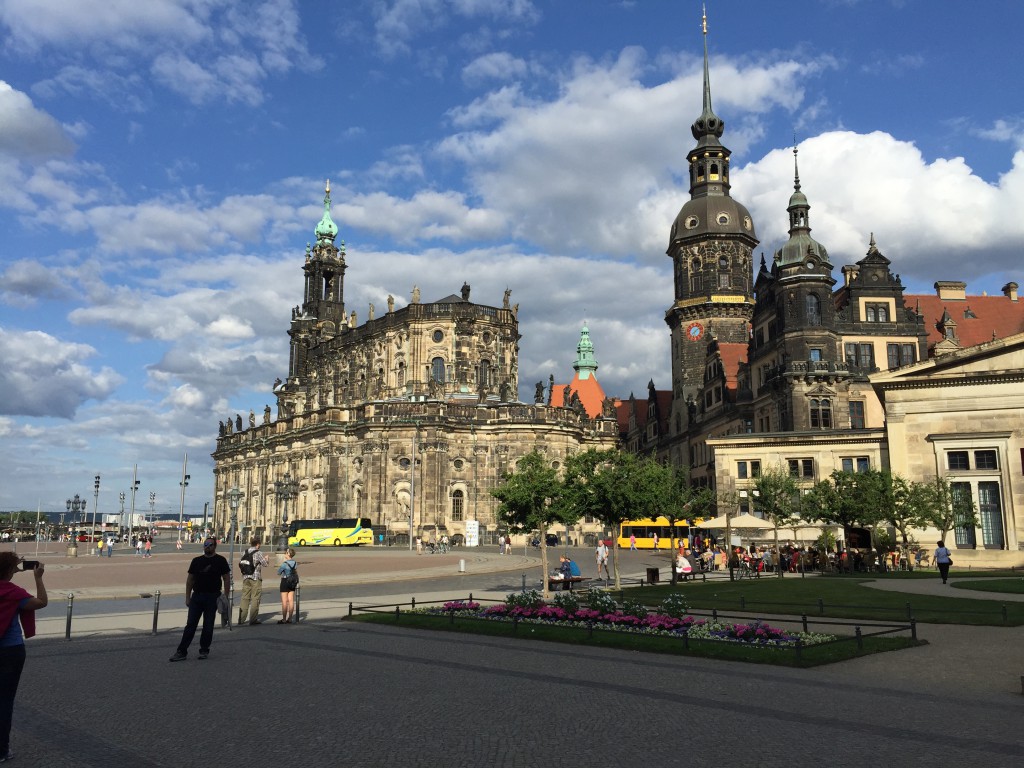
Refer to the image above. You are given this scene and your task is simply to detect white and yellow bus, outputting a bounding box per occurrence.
[287,518,373,547]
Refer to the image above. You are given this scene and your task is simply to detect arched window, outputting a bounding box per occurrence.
[451,489,464,522]
[431,357,446,383]
[710,162,720,179]
[806,294,821,326]
[809,398,832,428]
[690,259,703,293]
[479,359,491,387]
[397,361,405,388]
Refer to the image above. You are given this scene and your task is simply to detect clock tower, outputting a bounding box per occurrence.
[666,11,758,412]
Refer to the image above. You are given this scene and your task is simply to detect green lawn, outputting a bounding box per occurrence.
[621,575,1023,625]
[952,578,1024,595]
[349,610,921,668]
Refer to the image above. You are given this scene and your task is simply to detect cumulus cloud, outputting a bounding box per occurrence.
[372,0,539,58]
[462,51,530,86]
[735,132,1024,281]
[0,327,123,417]
[1,1,319,108]
[0,81,76,157]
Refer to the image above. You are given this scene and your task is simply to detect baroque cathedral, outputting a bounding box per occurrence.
[211,183,617,546]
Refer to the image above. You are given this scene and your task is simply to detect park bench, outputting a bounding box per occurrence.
[548,576,590,592]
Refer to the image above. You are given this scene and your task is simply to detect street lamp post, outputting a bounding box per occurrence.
[128,464,140,546]
[274,471,298,553]
[66,494,86,540]
[226,487,244,628]
[148,492,156,534]
[91,475,101,555]
[118,492,125,540]
[177,453,190,543]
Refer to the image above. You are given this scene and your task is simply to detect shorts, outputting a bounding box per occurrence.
[280,579,297,593]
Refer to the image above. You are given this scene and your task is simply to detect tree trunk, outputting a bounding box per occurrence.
[540,523,550,599]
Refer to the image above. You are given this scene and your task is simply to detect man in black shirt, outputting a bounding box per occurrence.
[169,537,231,661]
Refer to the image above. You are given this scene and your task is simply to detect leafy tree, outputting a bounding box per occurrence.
[923,476,980,544]
[751,465,802,577]
[561,448,635,590]
[491,450,575,597]
[802,470,885,548]
[874,472,934,562]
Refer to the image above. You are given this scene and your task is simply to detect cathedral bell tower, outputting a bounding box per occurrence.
[666,10,758,409]
[287,181,347,381]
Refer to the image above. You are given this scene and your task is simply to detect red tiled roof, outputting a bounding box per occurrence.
[907,294,1024,352]
[549,373,607,419]
[715,342,747,394]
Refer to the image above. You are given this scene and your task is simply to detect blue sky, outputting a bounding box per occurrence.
[2,0,1023,518]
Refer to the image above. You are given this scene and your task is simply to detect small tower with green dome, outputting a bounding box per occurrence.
[573,323,599,380]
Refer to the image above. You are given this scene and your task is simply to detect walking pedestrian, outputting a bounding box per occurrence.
[629,533,637,551]
[595,540,610,580]
[0,553,48,763]
[237,538,269,625]
[934,540,953,584]
[169,537,230,662]
[652,532,659,551]
[144,537,152,558]
[136,538,144,557]
[105,537,114,557]
[277,548,299,624]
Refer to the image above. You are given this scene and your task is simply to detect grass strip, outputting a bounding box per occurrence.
[952,578,1024,595]
[623,577,1024,625]
[349,611,922,668]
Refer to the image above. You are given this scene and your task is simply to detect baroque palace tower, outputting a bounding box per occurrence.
[665,10,757,414]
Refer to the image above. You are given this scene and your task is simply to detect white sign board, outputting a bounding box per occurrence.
[464,519,479,548]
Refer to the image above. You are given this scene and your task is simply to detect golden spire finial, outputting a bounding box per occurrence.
[702,4,707,35]
[325,178,331,194]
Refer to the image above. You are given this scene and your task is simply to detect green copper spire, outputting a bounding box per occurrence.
[315,179,338,244]
[573,323,599,380]
[690,6,725,146]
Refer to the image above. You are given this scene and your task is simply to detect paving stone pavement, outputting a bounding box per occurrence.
[5,548,1023,767]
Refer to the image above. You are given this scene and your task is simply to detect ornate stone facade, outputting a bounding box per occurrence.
[212,185,617,544]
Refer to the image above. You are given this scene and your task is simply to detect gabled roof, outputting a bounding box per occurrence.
[907,293,1024,352]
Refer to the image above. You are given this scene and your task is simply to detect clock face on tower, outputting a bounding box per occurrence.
[686,321,705,342]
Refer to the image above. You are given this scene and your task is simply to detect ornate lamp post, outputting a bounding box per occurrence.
[118,492,125,540]
[274,471,298,553]
[226,487,244,626]
[91,475,101,554]
[66,494,86,540]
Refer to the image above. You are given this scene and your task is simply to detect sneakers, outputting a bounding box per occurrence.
[0,750,12,762]
[198,649,209,660]
[168,650,187,662]
[249,619,261,625]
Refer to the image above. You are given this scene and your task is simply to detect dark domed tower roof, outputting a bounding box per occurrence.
[774,145,830,268]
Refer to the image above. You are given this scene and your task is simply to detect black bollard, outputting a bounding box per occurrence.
[294,585,301,624]
[65,593,74,641]
[152,590,161,635]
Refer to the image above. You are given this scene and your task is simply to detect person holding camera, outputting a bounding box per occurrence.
[0,553,48,763]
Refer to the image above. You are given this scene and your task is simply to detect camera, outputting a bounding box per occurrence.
[20,560,40,571]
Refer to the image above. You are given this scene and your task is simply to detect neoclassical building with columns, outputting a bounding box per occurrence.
[211,185,617,545]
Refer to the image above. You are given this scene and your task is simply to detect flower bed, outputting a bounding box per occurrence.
[428,593,835,647]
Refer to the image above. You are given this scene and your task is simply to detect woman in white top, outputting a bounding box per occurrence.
[933,540,953,584]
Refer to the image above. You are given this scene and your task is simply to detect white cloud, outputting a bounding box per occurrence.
[462,51,529,86]
[2,1,318,108]
[0,81,75,157]
[0,327,123,417]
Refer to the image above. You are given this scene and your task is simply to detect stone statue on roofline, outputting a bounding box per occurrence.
[534,381,544,403]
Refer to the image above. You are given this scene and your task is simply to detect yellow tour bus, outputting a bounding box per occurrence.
[287,517,373,547]
[617,517,705,550]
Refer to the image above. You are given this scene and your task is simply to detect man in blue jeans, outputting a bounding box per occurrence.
[169,538,230,661]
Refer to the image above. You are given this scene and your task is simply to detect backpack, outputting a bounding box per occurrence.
[238,548,256,576]
[282,561,298,588]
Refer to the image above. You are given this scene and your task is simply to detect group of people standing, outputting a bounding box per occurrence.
[169,538,301,662]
